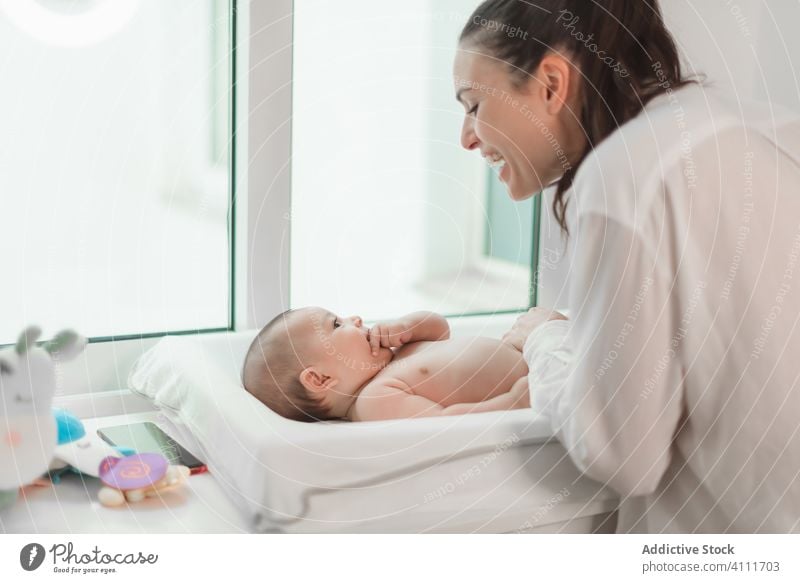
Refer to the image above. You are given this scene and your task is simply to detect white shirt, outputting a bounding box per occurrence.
[524,82,800,533]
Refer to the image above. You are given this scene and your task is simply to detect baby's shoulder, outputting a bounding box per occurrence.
[350,376,416,421]
[359,371,413,397]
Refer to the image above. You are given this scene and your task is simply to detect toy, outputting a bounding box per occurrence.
[54,408,85,444]
[97,454,190,507]
[48,409,133,484]
[55,437,125,477]
[0,327,86,509]
[0,327,188,511]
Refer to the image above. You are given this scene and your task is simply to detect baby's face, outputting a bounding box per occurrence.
[291,307,392,391]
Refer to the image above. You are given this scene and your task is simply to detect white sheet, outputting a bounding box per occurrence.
[128,315,618,532]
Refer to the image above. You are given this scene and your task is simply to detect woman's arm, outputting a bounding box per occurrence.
[525,213,683,498]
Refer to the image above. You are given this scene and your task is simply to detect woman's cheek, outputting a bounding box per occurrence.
[474,107,497,140]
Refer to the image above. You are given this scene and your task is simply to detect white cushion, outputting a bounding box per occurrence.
[128,319,616,532]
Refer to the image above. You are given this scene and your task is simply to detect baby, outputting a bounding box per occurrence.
[241,307,530,422]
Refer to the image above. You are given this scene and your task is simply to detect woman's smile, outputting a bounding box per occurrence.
[485,151,509,182]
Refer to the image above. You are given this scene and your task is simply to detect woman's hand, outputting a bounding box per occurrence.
[502,307,568,352]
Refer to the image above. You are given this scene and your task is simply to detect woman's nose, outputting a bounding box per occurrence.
[461,116,479,151]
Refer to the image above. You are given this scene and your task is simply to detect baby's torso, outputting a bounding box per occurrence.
[364,336,528,406]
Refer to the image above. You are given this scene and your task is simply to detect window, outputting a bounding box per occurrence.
[0,0,233,344]
[290,0,539,319]
[2,1,544,409]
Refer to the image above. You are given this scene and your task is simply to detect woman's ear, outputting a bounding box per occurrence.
[535,52,574,115]
[299,367,338,394]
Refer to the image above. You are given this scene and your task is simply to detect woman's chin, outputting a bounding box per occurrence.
[507,181,536,202]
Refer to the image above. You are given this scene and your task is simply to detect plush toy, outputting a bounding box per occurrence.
[0,327,86,509]
[97,454,190,507]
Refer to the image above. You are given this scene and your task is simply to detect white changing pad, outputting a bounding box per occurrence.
[128,315,618,533]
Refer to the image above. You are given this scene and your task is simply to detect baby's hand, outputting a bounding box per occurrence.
[367,319,413,355]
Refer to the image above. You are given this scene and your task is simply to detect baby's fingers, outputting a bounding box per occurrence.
[384,326,409,348]
[368,327,381,356]
[380,327,395,348]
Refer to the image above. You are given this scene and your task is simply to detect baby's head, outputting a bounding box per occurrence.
[241,307,393,422]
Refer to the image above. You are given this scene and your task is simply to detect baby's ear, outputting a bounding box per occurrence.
[298,367,338,394]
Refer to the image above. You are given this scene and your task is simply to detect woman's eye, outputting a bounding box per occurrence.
[467,103,479,116]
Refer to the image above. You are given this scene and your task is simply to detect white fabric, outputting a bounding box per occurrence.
[524,82,800,533]
[128,317,618,533]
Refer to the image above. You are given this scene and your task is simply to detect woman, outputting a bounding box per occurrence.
[455,0,800,533]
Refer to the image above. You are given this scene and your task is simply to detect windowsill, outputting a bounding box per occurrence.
[1,411,251,534]
[413,256,532,315]
[53,389,157,420]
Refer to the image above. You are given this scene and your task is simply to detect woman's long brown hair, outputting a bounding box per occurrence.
[461,0,693,238]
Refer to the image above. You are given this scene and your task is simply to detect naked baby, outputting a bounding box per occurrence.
[241,308,530,422]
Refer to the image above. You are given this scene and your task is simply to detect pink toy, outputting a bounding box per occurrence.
[97,454,189,507]
[99,454,168,490]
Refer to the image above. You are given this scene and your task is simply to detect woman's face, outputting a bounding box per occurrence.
[453,44,581,200]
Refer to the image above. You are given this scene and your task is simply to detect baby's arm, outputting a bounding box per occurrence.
[440,377,530,416]
[368,311,450,354]
[351,381,445,421]
[402,311,450,342]
[353,377,529,421]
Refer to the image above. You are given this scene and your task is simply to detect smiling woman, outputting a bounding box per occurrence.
[453,51,584,203]
[455,0,800,535]
[456,0,690,234]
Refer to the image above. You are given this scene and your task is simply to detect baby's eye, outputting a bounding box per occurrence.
[333,319,341,329]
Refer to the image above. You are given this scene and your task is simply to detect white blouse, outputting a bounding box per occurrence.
[524,82,800,533]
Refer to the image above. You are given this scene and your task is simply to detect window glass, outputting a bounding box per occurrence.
[291,0,533,319]
[0,0,232,343]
